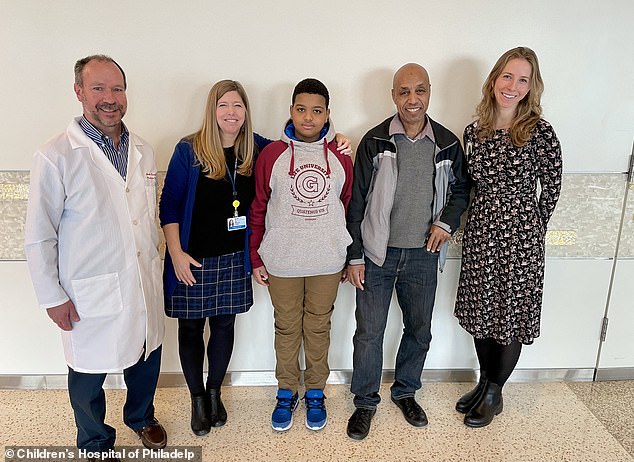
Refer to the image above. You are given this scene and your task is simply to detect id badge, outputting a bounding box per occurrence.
[227,215,247,231]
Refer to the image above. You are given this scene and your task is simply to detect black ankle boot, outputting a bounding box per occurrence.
[190,394,211,436]
[208,388,227,427]
[456,373,488,414]
[464,381,503,428]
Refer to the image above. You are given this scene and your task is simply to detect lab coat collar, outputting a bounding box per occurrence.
[66,116,145,186]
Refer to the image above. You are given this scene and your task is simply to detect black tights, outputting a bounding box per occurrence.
[474,337,522,387]
[178,315,236,395]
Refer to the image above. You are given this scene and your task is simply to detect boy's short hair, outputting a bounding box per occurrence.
[292,78,330,108]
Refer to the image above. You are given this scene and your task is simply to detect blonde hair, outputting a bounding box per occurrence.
[475,47,544,147]
[191,80,254,179]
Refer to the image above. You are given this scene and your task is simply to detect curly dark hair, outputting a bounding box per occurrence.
[292,78,329,107]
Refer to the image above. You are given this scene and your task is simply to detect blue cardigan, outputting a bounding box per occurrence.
[159,133,270,299]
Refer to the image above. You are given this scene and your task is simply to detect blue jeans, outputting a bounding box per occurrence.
[68,345,162,450]
[351,247,438,409]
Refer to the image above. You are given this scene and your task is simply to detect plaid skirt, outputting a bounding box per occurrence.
[166,250,253,319]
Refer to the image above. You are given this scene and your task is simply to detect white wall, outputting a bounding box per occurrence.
[1,0,633,378]
[2,1,633,172]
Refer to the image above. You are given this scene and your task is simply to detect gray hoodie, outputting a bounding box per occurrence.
[249,120,354,277]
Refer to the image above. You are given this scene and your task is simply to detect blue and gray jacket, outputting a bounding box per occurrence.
[346,115,470,271]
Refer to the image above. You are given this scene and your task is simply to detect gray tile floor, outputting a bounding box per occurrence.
[2,381,633,461]
[567,380,634,458]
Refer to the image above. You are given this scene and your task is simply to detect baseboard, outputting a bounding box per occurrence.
[595,367,634,381]
[0,368,595,390]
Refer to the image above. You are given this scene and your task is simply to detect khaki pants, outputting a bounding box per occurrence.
[267,272,342,393]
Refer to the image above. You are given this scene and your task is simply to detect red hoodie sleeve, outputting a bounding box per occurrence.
[249,141,287,269]
[329,141,354,214]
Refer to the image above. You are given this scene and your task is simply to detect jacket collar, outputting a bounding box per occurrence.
[388,114,435,143]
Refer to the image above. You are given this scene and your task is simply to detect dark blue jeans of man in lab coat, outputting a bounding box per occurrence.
[67,345,162,451]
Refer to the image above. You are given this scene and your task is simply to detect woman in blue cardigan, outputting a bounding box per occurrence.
[160,80,267,436]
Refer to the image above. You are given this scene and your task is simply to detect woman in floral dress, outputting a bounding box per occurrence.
[454,47,562,428]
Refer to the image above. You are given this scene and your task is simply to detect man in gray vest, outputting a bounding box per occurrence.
[345,63,470,440]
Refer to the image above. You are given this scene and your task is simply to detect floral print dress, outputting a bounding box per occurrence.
[454,119,562,345]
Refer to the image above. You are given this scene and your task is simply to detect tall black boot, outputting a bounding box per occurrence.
[464,381,503,428]
[208,388,227,427]
[190,394,211,436]
[455,372,488,414]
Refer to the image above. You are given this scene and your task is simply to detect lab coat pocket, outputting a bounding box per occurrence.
[72,273,124,319]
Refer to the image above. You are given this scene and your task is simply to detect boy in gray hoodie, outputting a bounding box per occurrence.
[250,78,353,432]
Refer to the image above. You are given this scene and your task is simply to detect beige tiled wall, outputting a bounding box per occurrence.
[546,174,628,258]
[0,172,29,261]
[449,173,630,259]
[1,172,631,260]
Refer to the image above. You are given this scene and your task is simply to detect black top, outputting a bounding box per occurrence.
[187,147,256,257]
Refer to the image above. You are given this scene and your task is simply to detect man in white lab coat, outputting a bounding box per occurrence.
[24,55,166,458]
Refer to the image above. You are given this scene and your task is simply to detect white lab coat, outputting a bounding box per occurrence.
[24,117,164,373]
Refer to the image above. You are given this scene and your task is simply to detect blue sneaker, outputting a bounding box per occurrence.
[304,389,327,430]
[271,389,299,431]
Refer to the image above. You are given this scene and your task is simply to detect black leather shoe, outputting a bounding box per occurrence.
[391,396,428,427]
[208,388,227,427]
[134,419,167,449]
[346,408,376,440]
[456,375,488,414]
[190,394,211,436]
[464,381,503,428]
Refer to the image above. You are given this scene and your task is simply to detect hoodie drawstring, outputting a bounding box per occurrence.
[323,140,331,176]
[288,139,331,177]
[288,141,295,176]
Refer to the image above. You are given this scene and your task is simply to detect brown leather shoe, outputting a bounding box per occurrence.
[134,419,167,449]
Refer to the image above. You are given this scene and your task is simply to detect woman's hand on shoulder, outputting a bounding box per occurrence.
[334,133,353,156]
